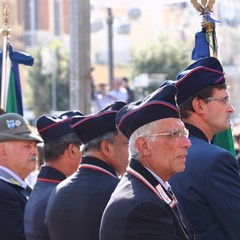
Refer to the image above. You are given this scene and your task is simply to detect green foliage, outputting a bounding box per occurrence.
[27,48,51,117]
[26,41,70,117]
[129,36,192,98]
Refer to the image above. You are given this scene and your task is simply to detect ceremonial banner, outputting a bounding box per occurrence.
[0,44,34,115]
[0,4,34,115]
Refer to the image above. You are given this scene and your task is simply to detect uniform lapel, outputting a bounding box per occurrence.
[128,159,189,238]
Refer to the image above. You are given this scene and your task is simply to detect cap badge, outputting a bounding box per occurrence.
[15,120,21,127]
[6,119,22,129]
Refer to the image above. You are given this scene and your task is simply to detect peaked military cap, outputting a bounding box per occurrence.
[0,113,43,143]
[37,110,83,144]
[175,57,225,105]
[71,101,126,144]
[116,84,180,139]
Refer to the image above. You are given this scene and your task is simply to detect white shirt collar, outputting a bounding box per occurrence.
[144,166,171,191]
[0,166,27,188]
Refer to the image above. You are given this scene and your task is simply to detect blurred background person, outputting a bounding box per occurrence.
[122,77,135,103]
[109,78,128,102]
[94,83,114,112]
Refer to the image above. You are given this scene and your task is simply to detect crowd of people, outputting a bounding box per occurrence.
[0,56,240,240]
[92,77,135,112]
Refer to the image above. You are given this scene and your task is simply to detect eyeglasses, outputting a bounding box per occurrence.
[205,96,230,104]
[146,129,189,139]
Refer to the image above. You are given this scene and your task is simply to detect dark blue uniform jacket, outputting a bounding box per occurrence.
[45,156,120,240]
[100,159,198,240]
[0,178,31,240]
[169,123,240,240]
[24,166,66,240]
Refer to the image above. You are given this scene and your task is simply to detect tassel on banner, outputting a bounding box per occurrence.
[191,30,210,60]
[192,13,219,60]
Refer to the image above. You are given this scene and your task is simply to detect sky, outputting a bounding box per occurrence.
[91,0,188,9]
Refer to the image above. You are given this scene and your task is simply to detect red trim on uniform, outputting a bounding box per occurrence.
[79,164,118,178]
[37,178,62,183]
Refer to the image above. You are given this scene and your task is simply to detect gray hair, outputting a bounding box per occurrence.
[129,121,159,160]
[83,130,117,153]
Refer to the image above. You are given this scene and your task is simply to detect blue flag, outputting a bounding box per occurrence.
[0,43,34,115]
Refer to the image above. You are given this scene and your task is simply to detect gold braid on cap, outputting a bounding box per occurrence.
[191,0,215,15]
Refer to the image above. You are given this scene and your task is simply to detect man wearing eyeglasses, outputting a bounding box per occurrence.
[100,85,199,240]
[166,57,240,240]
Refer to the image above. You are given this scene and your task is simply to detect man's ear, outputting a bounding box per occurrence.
[63,143,75,158]
[135,137,151,156]
[192,97,206,113]
[69,143,77,155]
[65,143,81,160]
[100,140,112,157]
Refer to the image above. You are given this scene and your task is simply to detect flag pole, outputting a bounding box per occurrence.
[1,1,11,110]
[191,0,236,155]
[201,15,217,58]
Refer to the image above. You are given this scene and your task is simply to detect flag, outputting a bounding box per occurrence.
[0,43,34,115]
[191,3,236,156]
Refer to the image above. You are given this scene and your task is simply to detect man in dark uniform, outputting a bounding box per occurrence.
[45,101,129,240]
[24,111,83,240]
[100,85,198,240]
[122,77,135,103]
[0,113,43,240]
[167,57,240,240]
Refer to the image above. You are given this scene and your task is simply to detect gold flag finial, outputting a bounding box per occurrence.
[191,0,216,15]
[1,1,11,37]
[191,0,218,58]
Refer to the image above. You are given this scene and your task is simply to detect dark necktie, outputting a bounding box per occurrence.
[19,185,32,200]
[167,187,188,235]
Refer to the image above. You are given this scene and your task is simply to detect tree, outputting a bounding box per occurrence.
[26,40,70,117]
[130,36,192,97]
